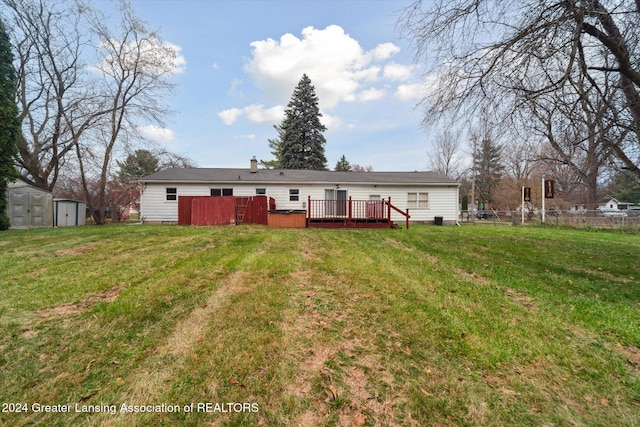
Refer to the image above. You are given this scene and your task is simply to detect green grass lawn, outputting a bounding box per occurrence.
[0,224,638,426]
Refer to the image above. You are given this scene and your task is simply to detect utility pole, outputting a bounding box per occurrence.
[470,135,477,224]
[541,176,545,223]
[521,186,525,224]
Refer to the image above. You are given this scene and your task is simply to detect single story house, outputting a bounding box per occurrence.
[139,158,460,226]
[7,178,54,229]
[598,196,621,210]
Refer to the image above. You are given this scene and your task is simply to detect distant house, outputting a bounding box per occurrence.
[7,178,53,229]
[598,196,621,210]
[139,158,460,226]
[568,204,587,213]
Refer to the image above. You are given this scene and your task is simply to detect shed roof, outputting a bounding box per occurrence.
[54,198,86,204]
[8,178,52,193]
[140,168,458,186]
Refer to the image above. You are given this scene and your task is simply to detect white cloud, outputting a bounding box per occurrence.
[244,25,403,110]
[394,83,425,102]
[227,78,245,97]
[321,112,341,129]
[233,134,256,140]
[383,63,416,81]
[137,125,175,142]
[357,88,386,102]
[219,25,419,130]
[369,42,401,61]
[244,104,285,123]
[166,42,186,74]
[395,74,440,102]
[218,104,284,125]
[218,108,243,125]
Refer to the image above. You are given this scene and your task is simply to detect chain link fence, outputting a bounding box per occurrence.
[460,209,640,229]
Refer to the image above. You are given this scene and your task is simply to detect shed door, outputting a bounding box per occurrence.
[29,193,50,227]
[57,202,78,226]
[9,192,28,228]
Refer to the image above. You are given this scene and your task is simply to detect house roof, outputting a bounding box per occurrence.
[140,168,459,186]
[598,196,619,204]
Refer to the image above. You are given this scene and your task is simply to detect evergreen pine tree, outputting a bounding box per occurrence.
[0,19,19,230]
[273,74,327,170]
[260,124,285,169]
[335,154,352,171]
[473,138,504,209]
[117,150,160,182]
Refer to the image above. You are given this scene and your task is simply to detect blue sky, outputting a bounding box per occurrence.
[103,0,429,171]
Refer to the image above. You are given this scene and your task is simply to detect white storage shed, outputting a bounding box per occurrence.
[54,199,87,227]
[7,179,54,229]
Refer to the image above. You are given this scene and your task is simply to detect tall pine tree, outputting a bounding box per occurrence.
[473,137,504,209]
[117,150,160,182]
[270,74,327,170]
[335,154,352,171]
[260,124,285,169]
[0,19,19,230]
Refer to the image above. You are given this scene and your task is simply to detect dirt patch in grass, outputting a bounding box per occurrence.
[505,288,539,309]
[615,343,640,372]
[17,287,123,339]
[290,343,401,427]
[567,267,636,284]
[337,362,404,427]
[36,286,123,319]
[55,242,100,257]
[454,267,491,286]
[100,271,251,419]
[385,238,439,264]
[283,244,402,426]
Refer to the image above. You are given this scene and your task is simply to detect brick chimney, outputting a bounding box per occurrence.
[250,156,258,173]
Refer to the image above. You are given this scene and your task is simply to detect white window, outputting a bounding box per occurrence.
[407,192,428,209]
[289,189,299,201]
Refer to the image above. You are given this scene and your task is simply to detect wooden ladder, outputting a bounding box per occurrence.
[235,198,249,224]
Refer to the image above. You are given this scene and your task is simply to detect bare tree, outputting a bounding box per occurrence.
[5,0,178,224]
[401,0,640,180]
[428,129,464,179]
[73,1,177,224]
[351,164,374,172]
[503,140,535,183]
[157,150,197,169]
[2,0,89,190]
[519,46,619,208]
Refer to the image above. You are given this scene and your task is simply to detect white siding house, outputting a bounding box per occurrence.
[139,160,459,225]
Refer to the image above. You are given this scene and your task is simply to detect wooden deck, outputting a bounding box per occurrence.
[306,197,409,229]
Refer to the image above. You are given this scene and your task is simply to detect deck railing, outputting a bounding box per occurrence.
[307,197,410,228]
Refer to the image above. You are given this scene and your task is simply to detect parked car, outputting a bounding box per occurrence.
[475,210,495,220]
[596,208,627,217]
[628,207,640,217]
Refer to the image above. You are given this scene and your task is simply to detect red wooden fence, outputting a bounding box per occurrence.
[178,196,203,225]
[178,196,275,226]
[192,196,237,226]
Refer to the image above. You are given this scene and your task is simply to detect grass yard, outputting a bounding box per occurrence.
[0,224,639,426]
